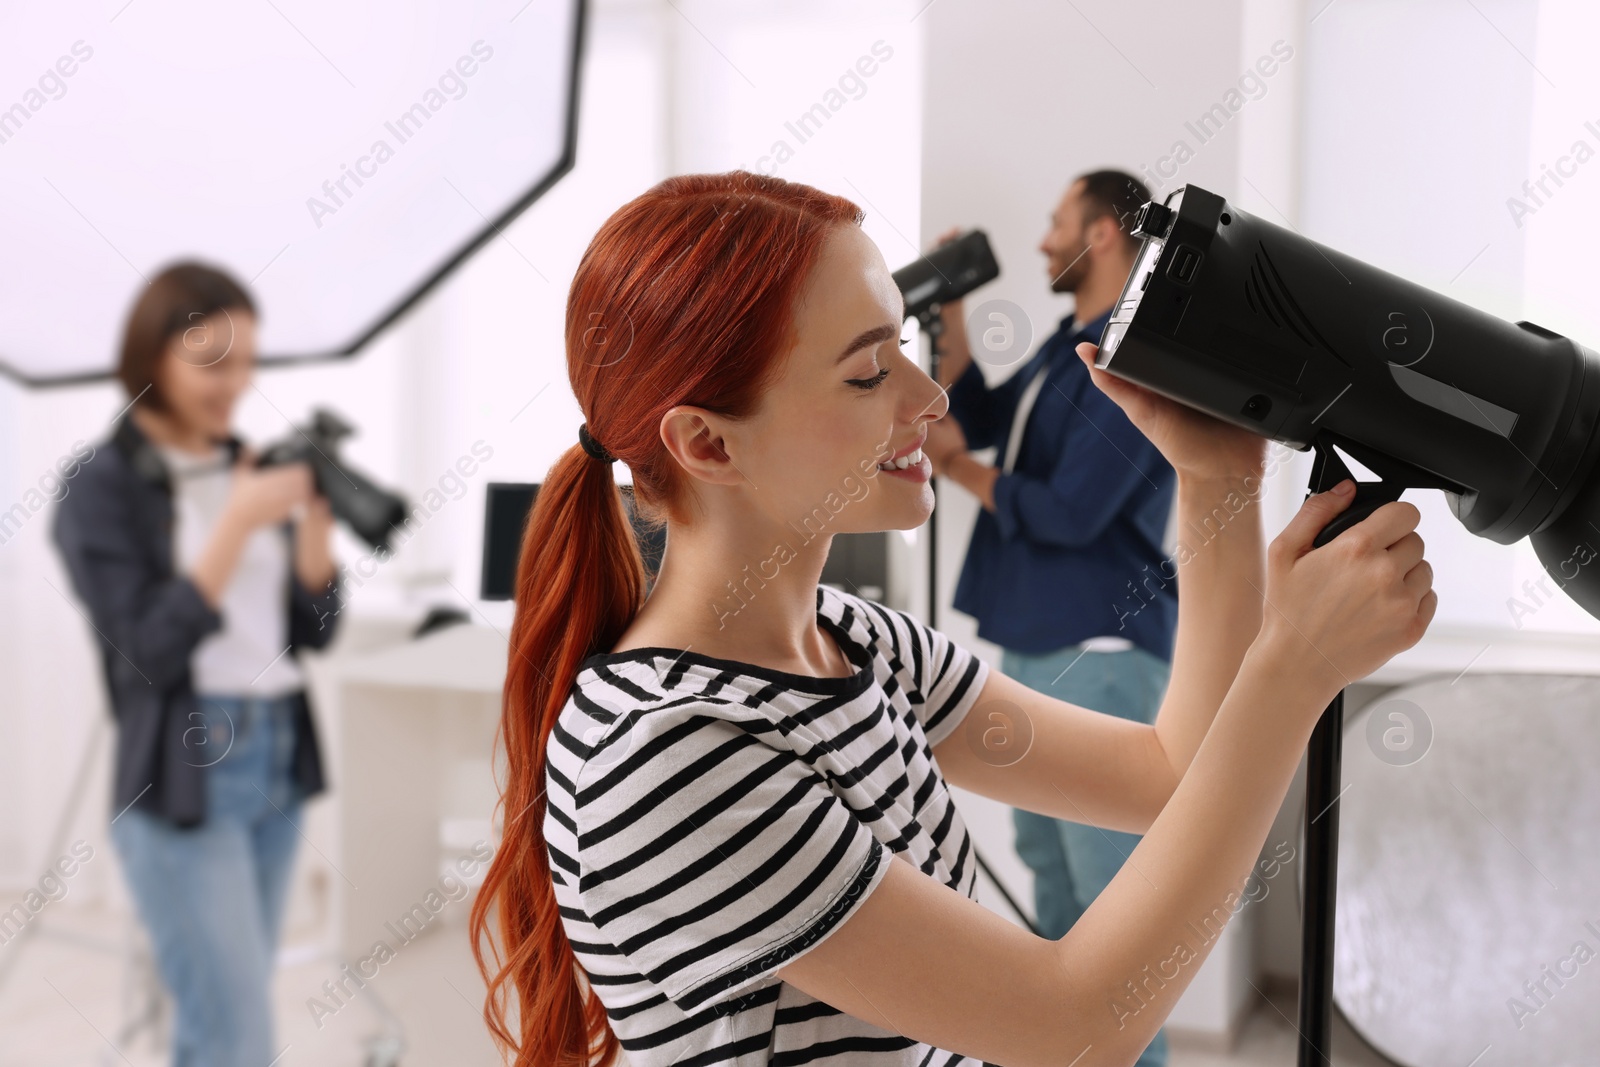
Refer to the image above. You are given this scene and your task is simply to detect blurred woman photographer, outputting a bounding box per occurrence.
[51,262,344,1067]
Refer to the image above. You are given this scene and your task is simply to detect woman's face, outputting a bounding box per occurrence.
[156,308,256,442]
[698,223,949,537]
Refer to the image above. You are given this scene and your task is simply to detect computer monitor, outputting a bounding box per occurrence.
[480,482,665,601]
[820,532,888,603]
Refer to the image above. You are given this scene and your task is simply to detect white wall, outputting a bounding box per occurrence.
[920,0,1272,952]
[923,0,1600,996]
[0,0,925,898]
[1299,0,1544,633]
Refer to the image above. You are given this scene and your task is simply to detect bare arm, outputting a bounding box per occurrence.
[1150,470,1265,780]
[933,664,1173,835]
[938,450,998,512]
[931,471,1266,834]
[1065,339,1276,785]
[293,495,338,593]
[777,643,1330,1067]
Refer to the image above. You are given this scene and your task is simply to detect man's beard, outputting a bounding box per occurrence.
[1048,241,1089,293]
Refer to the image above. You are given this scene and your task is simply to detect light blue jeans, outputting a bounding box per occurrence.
[1002,643,1172,1067]
[110,692,305,1067]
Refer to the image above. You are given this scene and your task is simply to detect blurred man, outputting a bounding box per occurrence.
[923,170,1176,1067]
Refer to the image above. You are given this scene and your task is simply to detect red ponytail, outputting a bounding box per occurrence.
[469,171,864,1066]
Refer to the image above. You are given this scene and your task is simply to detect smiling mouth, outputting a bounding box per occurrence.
[877,447,925,471]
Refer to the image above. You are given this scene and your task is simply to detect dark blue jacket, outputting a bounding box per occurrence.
[51,411,343,827]
[946,309,1178,662]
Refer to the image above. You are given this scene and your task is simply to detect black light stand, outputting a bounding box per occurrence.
[893,228,999,632]
[1296,440,1407,1067]
[913,305,946,630]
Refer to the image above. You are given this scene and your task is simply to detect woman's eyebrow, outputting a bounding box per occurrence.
[835,323,900,364]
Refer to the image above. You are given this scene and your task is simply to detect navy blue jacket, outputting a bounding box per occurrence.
[51,411,343,827]
[946,309,1178,662]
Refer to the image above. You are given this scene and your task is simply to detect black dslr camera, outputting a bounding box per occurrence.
[255,407,409,552]
[892,228,1000,335]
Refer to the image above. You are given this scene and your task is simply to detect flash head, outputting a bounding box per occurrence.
[1097,183,1600,619]
[892,229,1000,331]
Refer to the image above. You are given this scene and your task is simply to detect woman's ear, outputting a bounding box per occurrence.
[660,405,745,487]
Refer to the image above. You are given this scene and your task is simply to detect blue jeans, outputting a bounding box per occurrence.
[1002,643,1172,1067]
[110,692,306,1067]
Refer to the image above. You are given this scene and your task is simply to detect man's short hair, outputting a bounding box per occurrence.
[1074,170,1151,249]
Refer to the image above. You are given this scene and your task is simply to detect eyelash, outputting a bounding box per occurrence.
[847,337,910,391]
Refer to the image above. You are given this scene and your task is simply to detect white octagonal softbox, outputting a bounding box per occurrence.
[0,0,584,385]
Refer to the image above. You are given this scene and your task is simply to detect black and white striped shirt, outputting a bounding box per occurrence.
[544,584,991,1066]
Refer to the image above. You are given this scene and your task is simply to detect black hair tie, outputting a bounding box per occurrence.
[578,421,617,464]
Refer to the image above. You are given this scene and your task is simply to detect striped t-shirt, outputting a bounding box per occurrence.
[544,584,992,1066]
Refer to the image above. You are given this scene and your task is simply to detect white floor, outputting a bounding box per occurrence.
[0,902,501,1067]
[0,902,1394,1067]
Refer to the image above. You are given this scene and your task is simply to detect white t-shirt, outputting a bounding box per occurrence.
[157,443,306,698]
[544,584,993,1066]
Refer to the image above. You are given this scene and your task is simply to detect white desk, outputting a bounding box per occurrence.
[304,621,507,961]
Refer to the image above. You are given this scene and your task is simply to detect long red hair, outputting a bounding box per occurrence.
[469,171,865,1066]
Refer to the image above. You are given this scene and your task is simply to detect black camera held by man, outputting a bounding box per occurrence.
[893,228,1000,337]
[255,407,409,552]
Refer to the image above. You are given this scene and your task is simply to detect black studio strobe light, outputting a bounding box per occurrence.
[1093,184,1600,1067]
[1099,184,1600,612]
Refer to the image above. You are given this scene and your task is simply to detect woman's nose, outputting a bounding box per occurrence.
[905,368,949,423]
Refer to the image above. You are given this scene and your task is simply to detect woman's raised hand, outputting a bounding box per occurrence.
[1075,340,1267,484]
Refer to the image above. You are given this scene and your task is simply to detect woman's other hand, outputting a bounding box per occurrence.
[1075,340,1267,484]
[1258,484,1437,703]
[224,446,314,530]
[922,416,967,478]
[292,493,338,593]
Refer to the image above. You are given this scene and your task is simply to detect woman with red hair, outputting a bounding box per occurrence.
[470,171,1435,1067]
